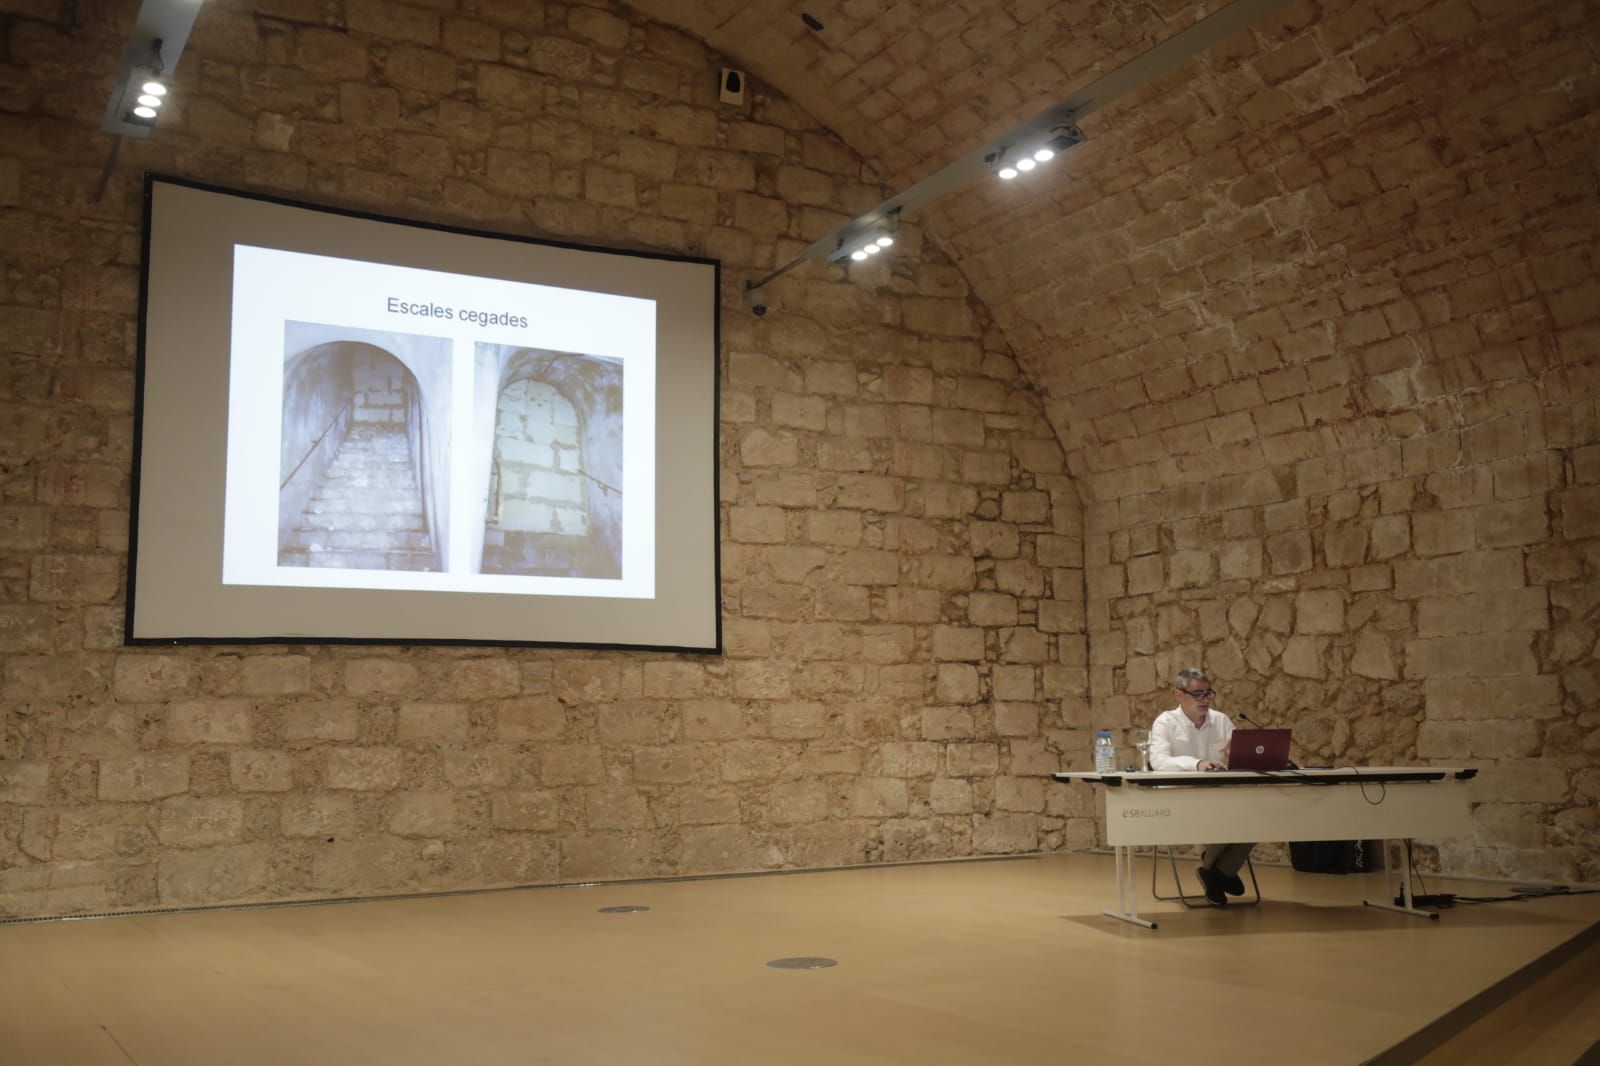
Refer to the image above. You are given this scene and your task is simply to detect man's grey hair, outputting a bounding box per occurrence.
[1173,666,1209,689]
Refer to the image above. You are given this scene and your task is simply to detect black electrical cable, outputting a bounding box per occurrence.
[1400,856,1600,908]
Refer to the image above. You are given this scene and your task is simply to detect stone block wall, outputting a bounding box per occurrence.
[0,0,1085,916]
[922,0,1596,881]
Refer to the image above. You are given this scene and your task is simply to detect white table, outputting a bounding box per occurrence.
[1053,767,1476,929]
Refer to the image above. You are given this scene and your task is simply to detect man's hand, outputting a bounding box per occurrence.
[1197,759,1226,771]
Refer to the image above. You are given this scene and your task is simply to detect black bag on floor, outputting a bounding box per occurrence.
[1290,839,1379,874]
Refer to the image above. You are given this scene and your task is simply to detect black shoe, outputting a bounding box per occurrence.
[1224,872,1245,897]
[1196,865,1227,905]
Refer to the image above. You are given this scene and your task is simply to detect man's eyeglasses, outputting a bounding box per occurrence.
[1176,687,1215,701]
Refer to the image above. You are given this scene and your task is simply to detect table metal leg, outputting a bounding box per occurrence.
[1362,839,1440,920]
[1102,846,1157,929]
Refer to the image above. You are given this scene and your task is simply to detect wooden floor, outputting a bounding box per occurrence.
[2,853,1596,1066]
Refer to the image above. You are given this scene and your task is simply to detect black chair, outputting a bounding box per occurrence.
[1150,846,1261,908]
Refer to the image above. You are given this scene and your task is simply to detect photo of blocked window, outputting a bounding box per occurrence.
[278,323,452,572]
[476,345,622,579]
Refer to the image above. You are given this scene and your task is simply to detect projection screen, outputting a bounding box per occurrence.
[129,176,720,651]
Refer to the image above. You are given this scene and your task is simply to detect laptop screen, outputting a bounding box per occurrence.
[1228,728,1292,771]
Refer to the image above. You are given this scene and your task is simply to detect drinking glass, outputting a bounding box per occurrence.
[1133,729,1151,771]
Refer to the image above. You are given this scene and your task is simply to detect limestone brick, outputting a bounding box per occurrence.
[678,825,763,873]
[1281,636,1325,679]
[972,813,1038,853]
[681,700,743,740]
[449,659,522,700]
[932,664,978,705]
[397,703,472,742]
[1349,630,1399,680]
[769,701,828,739]
[238,655,311,696]
[443,750,513,789]
[555,661,639,703]
[992,665,1036,702]
[1468,719,1540,760]
[1473,760,1570,805]
[929,778,973,814]
[849,778,908,817]
[721,741,789,783]
[344,658,420,697]
[158,845,269,905]
[995,776,1045,812]
[674,789,739,826]
[1295,590,1346,634]
[1404,634,1540,679]
[1413,510,1475,556]
[325,748,404,792]
[491,791,559,831]
[277,795,355,838]
[1265,530,1313,574]
[1219,540,1264,580]
[768,780,829,824]
[597,702,671,745]
[541,746,605,786]
[158,797,245,847]
[584,787,650,830]
[1417,589,1548,638]
[922,706,975,741]
[98,754,189,801]
[633,746,696,785]
[1425,676,1562,721]
[968,592,1018,627]
[0,761,48,804]
[945,743,1000,777]
[1416,720,1471,760]
[230,750,293,793]
[112,655,195,701]
[159,701,251,746]
[497,699,566,741]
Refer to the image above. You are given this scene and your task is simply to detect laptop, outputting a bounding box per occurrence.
[1227,728,1292,771]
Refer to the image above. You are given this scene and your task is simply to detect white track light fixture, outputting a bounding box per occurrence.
[986,124,1084,184]
[101,0,205,139]
[743,0,1289,311]
[827,210,901,266]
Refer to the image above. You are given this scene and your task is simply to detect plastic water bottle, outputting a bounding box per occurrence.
[1093,730,1116,774]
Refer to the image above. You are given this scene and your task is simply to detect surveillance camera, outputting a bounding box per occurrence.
[743,286,768,317]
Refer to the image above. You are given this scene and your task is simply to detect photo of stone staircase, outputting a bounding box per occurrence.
[279,422,437,572]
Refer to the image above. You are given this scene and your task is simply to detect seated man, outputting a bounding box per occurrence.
[1147,667,1254,905]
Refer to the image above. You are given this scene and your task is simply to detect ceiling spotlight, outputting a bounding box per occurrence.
[998,165,1018,180]
[1033,146,1055,162]
[133,106,157,119]
[141,80,167,96]
[137,93,163,108]
[826,208,902,266]
[1017,157,1036,172]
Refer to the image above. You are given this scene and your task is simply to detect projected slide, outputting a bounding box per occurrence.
[223,247,651,598]
[130,177,718,649]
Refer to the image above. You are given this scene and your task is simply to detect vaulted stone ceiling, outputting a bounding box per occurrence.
[627,0,1597,506]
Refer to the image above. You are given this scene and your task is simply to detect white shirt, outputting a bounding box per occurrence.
[1148,707,1234,771]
